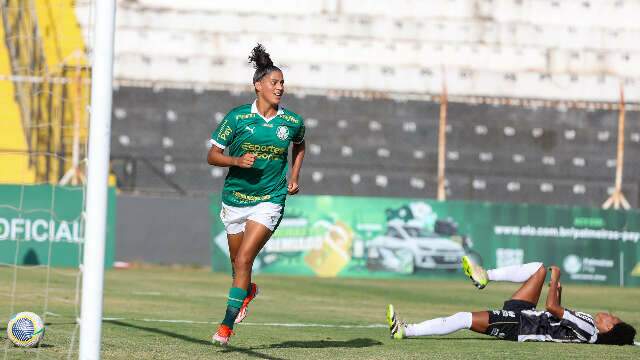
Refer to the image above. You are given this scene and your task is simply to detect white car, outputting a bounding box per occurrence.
[367,223,466,272]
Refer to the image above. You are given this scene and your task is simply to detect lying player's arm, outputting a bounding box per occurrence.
[288,141,305,195]
[557,280,562,306]
[207,145,255,168]
[546,265,564,318]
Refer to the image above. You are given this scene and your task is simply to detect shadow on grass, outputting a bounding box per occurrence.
[106,320,285,360]
[220,346,287,360]
[105,320,211,346]
[407,337,497,341]
[263,338,383,349]
[1,340,55,349]
[219,338,382,359]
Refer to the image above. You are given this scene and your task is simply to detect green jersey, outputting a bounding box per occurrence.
[210,101,305,207]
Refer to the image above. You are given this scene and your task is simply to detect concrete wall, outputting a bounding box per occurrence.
[116,194,212,266]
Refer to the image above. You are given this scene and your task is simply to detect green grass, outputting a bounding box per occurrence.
[1,265,639,359]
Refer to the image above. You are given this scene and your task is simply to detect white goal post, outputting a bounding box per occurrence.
[79,1,116,359]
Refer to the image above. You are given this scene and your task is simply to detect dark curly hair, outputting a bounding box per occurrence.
[248,43,281,84]
[595,322,636,346]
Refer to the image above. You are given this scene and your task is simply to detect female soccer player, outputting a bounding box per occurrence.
[387,256,636,345]
[208,44,306,346]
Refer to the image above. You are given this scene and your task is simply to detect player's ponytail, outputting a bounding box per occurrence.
[248,43,281,85]
[595,322,636,345]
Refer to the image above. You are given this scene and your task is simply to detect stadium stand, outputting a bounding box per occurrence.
[75,0,640,101]
[71,0,640,207]
[109,86,640,207]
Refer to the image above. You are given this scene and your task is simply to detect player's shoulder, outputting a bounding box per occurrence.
[562,309,596,326]
[279,106,304,126]
[567,309,595,322]
[225,104,255,120]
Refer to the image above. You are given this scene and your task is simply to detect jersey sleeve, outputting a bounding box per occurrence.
[210,113,237,149]
[561,309,598,343]
[292,118,305,144]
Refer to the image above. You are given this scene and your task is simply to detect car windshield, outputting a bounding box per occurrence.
[385,227,403,238]
[404,227,434,238]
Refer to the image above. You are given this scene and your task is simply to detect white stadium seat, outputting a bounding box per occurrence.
[89,0,640,102]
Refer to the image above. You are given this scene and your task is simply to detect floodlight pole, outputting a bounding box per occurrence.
[602,83,630,210]
[79,1,116,359]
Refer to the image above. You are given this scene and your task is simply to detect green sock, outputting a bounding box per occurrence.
[221,287,247,328]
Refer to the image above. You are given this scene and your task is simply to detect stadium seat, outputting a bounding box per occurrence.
[88,0,640,102]
[108,85,639,208]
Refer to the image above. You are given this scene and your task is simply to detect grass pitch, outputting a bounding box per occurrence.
[1,265,639,359]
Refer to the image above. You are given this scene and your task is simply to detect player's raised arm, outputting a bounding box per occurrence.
[545,265,564,318]
[557,280,562,306]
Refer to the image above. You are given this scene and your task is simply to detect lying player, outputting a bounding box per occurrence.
[387,256,636,345]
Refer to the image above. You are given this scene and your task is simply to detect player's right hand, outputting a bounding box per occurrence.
[549,265,561,281]
[235,153,256,168]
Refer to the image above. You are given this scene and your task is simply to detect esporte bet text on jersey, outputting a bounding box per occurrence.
[210,102,305,207]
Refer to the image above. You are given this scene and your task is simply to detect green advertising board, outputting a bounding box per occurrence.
[209,194,640,287]
[0,185,116,267]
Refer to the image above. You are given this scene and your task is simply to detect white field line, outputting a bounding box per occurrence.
[130,291,270,300]
[131,291,163,296]
[102,317,386,329]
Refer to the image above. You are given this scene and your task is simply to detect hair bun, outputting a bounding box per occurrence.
[248,43,274,70]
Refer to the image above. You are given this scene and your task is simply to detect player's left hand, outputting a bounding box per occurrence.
[287,179,300,195]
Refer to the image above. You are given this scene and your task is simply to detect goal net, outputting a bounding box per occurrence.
[0,0,109,358]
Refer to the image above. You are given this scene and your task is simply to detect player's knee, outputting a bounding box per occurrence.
[234,254,253,273]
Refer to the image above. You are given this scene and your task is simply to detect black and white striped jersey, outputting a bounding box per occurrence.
[517,309,598,343]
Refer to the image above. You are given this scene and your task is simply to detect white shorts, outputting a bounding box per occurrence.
[220,202,284,235]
